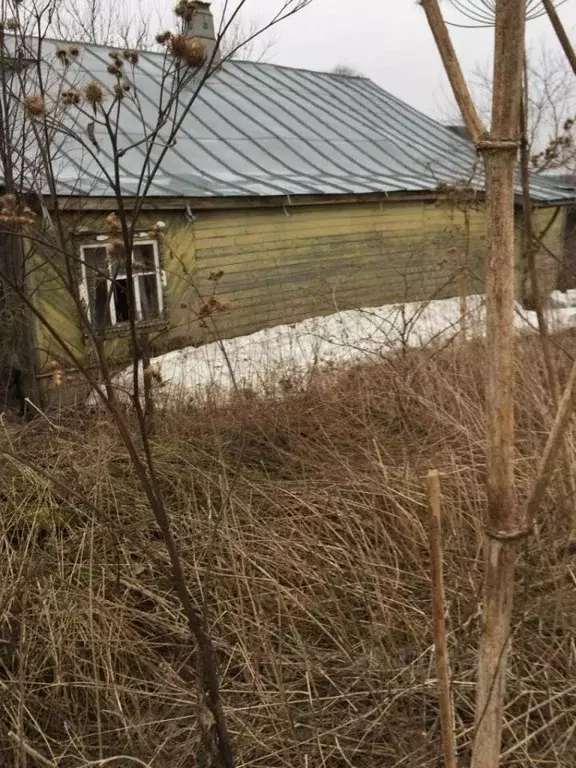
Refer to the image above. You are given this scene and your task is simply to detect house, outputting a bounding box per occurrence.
[0,1,574,407]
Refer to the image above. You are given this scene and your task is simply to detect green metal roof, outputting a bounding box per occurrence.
[11,38,576,203]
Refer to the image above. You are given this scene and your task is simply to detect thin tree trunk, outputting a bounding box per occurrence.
[472,3,527,767]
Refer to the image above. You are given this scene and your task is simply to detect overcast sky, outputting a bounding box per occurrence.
[198,0,576,122]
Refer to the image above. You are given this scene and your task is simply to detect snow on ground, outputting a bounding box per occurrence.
[96,293,576,405]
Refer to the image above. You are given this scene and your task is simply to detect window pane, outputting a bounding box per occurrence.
[133,243,156,272]
[83,247,110,329]
[83,246,107,272]
[113,277,130,323]
[93,279,111,329]
[139,274,160,320]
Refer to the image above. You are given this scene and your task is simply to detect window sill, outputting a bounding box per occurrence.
[91,319,169,339]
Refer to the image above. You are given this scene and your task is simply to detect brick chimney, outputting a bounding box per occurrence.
[182,1,221,65]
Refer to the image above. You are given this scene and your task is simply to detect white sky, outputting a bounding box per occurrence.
[195,0,576,122]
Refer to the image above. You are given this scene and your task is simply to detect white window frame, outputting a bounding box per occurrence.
[80,239,164,328]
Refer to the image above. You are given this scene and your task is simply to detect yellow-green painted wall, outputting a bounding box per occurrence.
[29,198,565,388]
[529,206,566,294]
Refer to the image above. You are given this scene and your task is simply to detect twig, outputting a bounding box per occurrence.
[427,470,457,768]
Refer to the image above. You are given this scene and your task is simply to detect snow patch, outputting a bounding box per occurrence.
[88,294,576,406]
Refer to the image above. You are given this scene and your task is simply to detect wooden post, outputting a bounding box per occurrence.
[427,470,458,768]
[459,268,468,342]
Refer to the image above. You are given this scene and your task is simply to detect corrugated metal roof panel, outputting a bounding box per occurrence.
[10,38,576,203]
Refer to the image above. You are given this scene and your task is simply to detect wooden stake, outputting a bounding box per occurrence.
[459,269,468,342]
[427,470,458,768]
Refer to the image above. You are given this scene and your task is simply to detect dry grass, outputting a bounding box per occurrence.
[1,336,576,767]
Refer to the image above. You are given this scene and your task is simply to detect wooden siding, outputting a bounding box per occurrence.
[28,198,565,391]
[165,200,488,349]
[530,206,565,294]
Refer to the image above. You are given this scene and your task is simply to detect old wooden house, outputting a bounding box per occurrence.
[0,1,574,406]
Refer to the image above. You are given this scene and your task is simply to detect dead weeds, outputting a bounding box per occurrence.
[1,337,576,766]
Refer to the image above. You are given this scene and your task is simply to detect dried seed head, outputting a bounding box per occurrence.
[69,44,80,57]
[170,34,206,67]
[50,364,64,387]
[156,30,172,44]
[61,88,81,106]
[106,212,121,232]
[108,51,122,62]
[169,33,189,60]
[0,193,36,227]
[107,237,125,257]
[56,45,69,61]
[186,37,207,66]
[197,296,230,319]
[84,80,105,105]
[174,0,197,23]
[5,18,18,30]
[1,193,17,209]
[47,359,64,387]
[24,93,45,118]
[122,48,139,65]
[113,83,125,100]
